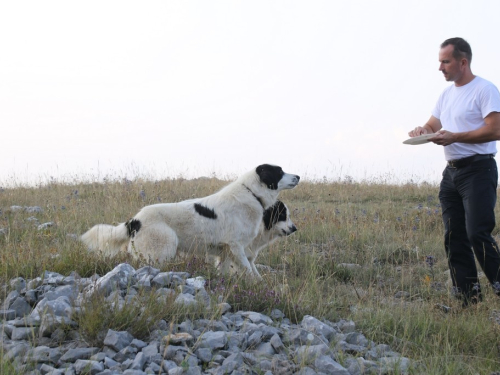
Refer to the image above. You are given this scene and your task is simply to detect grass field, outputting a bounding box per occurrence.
[1,174,500,374]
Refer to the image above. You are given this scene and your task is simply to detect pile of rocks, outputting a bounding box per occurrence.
[1,263,413,374]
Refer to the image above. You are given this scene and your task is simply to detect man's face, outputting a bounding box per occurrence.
[439,44,463,82]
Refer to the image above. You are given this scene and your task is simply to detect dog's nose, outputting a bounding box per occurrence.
[290,225,297,233]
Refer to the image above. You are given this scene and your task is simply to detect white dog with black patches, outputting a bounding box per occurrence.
[215,200,297,279]
[81,164,300,278]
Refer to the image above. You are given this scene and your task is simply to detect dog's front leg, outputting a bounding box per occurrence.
[229,243,260,279]
[245,251,262,280]
[249,260,262,280]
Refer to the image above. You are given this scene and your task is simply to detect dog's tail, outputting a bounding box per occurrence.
[80,219,142,257]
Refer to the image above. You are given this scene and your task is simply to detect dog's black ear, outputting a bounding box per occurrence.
[256,164,284,190]
[263,200,286,230]
[125,219,142,237]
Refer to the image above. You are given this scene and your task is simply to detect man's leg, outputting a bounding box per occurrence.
[439,167,481,304]
[461,159,500,298]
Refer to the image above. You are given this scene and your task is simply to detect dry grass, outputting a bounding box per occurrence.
[1,174,500,374]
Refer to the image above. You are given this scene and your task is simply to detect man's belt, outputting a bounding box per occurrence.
[447,154,494,168]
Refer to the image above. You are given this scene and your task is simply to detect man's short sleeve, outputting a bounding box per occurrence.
[431,90,445,120]
[480,83,500,119]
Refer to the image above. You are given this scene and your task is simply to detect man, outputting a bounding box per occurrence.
[409,37,500,306]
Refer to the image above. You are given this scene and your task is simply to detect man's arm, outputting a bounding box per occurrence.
[432,112,500,146]
[408,116,442,137]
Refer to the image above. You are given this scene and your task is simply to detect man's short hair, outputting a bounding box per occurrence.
[441,37,472,65]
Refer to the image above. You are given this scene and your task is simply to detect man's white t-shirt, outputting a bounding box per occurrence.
[432,76,500,161]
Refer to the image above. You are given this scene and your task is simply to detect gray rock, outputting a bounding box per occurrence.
[25,206,43,213]
[0,309,17,320]
[336,319,356,333]
[1,323,14,338]
[296,367,319,375]
[163,345,189,361]
[44,284,79,302]
[113,345,137,362]
[74,359,104,374]
[0,262,414,374]
[151,272,172,287]
[3,290,20,309]
[314,355,349,374]
[31,296,73,322]
[195,347,213,363]
[336,341,367,355]
[294,344,330,364]
[197,331,227,350]
[247,330,263,348]
[83,263,136,298]
[270,309,285,319]
[104,356,120,369]
[142,343,160,362]
[252,342,275,357]
[186,276,206,289]
[10,296,33,319]
[3,341,30,361]
[11,326,38,340]
[104,329,135,352]
[179,284,196,295]
[27,277,43,290]
[240,311,273,325]
[218,352,243,374]
[29,346,63,364]
[9,277,26,292]
[136,266,160,278]
[59,347,100,363]
[226,332,247,350]
[270,333,285,353]
[174,293,198,307]
[345,357,379,375]
[379,356,412,373]
[39,315,77,338]
[38,222,55,231]
[130,352,147,370]
[301,315,336,341]
[136,274,152,289]
[283,327,323,346]
[195,287,211,308]
[345,332,369,347]
[42,270,66,285]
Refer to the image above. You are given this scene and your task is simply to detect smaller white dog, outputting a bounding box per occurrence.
[215,200,297,279]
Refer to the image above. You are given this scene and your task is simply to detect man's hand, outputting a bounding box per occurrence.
[430,130,455,146]
[408,116,442,137]
[408,126,429,137]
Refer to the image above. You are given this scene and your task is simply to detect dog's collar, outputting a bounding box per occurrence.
[243,184,265,210]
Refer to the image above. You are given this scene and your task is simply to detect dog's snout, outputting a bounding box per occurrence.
[289,175,300,186]
[290,225,297,234]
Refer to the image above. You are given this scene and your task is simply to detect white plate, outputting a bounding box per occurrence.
[403,133,437,145]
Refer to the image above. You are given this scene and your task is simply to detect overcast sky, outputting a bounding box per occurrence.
[2,1,500,186]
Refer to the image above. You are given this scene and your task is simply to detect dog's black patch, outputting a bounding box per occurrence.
[263,200,288,230]
[194,203,218,219]
[256,164,284,190]
[125,219,142,237]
